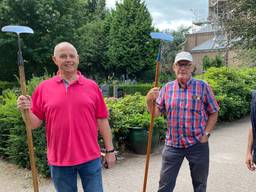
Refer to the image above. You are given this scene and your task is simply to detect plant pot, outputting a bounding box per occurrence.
[127,127,159,154]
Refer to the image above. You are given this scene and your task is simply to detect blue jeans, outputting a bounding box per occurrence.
[49,158,103,192]
[158,143,209,192]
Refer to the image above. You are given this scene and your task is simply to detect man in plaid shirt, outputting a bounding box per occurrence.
[146,51,219,192]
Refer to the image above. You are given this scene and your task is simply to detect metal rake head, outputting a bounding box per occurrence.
[1,25,34,35]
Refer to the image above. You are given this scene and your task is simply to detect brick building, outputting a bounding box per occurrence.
[184,0,236,74]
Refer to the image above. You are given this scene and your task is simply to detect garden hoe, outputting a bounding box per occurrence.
[1,25,39,192]
[143,32,173,192]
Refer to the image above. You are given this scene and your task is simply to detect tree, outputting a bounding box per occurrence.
[75,0,109,80]
[106,0,155,80]
[224,0,256,48]
[0,0,107,81]
[202,55,224,71]
[158,27,190,82]
[161,27,190,67]
[76,19,108,80]
[232,47,256,67]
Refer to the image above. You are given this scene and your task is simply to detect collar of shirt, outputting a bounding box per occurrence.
[175,77,193,89]
[54,71,84,85]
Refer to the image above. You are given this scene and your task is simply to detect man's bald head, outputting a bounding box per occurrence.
[52,42,80,74]
[53,42,78,57]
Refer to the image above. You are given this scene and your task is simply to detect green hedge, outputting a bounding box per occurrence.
[0,81,17,94]
[196,67,256,121]
[104,83,153,97]
[1,67,256,177]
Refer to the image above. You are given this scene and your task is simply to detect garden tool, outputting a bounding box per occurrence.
[143,32,173,192]
[1,25,39,192]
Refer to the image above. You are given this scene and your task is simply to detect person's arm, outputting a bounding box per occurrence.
[200,112,218,143]
[146,87,161,117]
[17,95,42,129]
[246,127,255,171]
[97,118,116,169]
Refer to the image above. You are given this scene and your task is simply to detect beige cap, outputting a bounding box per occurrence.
[174,51,193,64]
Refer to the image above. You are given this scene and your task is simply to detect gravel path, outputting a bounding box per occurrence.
[0,116,255,192]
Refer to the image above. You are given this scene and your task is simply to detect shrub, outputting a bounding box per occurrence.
[104,83,153,97]
[197,67,255,121]
[0,74,51,176]
[0,89,21,158]
[105,93,166,149]
[202,55,224,71]
[0,81,17,94]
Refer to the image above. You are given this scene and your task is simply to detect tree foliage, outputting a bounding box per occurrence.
[0,0,185,83]
[106,0,156,80]
[202,54,224,71]
[76,19,108,80]
[233,47,256,67]
[224,0,256,48]
[0,0,107,81]
[155,27,190,83]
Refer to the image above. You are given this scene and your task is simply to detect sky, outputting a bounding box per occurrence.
[105,0,209,31]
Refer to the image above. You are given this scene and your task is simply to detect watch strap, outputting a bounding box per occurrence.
[205,132,211,138]
[105,149,115,153]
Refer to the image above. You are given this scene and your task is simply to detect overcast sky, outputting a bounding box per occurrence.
[106,0,209,31]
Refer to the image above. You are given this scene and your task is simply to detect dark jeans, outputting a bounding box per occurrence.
[49,158,103,192]
[251,90,256,162]
[158,142,209,192]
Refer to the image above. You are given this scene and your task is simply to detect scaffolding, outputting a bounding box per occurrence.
[208,0,229,65]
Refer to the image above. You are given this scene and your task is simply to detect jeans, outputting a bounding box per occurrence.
[158,143,209,192]
[50,158,103,192]
[251,90,256,162]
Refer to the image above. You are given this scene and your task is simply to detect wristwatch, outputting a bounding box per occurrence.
[105,149,115,154]
[205,132,211,138]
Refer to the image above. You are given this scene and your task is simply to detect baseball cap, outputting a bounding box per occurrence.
[174,51,193,64]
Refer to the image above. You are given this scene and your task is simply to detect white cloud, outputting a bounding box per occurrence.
[150,11,165,21]
[105,0,119,9]
[105,0,208,31]
[153,20,192,31]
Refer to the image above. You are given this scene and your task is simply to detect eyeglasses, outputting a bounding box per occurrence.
[175,63,192,68]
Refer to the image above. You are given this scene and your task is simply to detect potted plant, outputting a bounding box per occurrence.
[106,93,166,154]
[126,112,164,154]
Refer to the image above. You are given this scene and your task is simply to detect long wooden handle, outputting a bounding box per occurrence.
[19,65,39,192]
[142,61,160,192]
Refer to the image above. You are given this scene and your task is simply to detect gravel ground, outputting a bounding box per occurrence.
[0,116,255,192]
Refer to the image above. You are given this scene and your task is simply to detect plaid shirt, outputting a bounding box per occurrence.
[156,78,219,148]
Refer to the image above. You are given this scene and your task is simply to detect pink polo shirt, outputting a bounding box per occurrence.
[31,73,108,166]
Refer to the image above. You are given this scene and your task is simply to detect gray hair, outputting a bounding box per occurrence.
[53,42,78,56]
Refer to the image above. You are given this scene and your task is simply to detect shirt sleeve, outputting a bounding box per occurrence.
[204,83,220,114]
[156,85,166,114]
[31,85,44,120]
[95,85,109,119]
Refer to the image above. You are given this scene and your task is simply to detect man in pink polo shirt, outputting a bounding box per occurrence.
[17,42,116,192]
